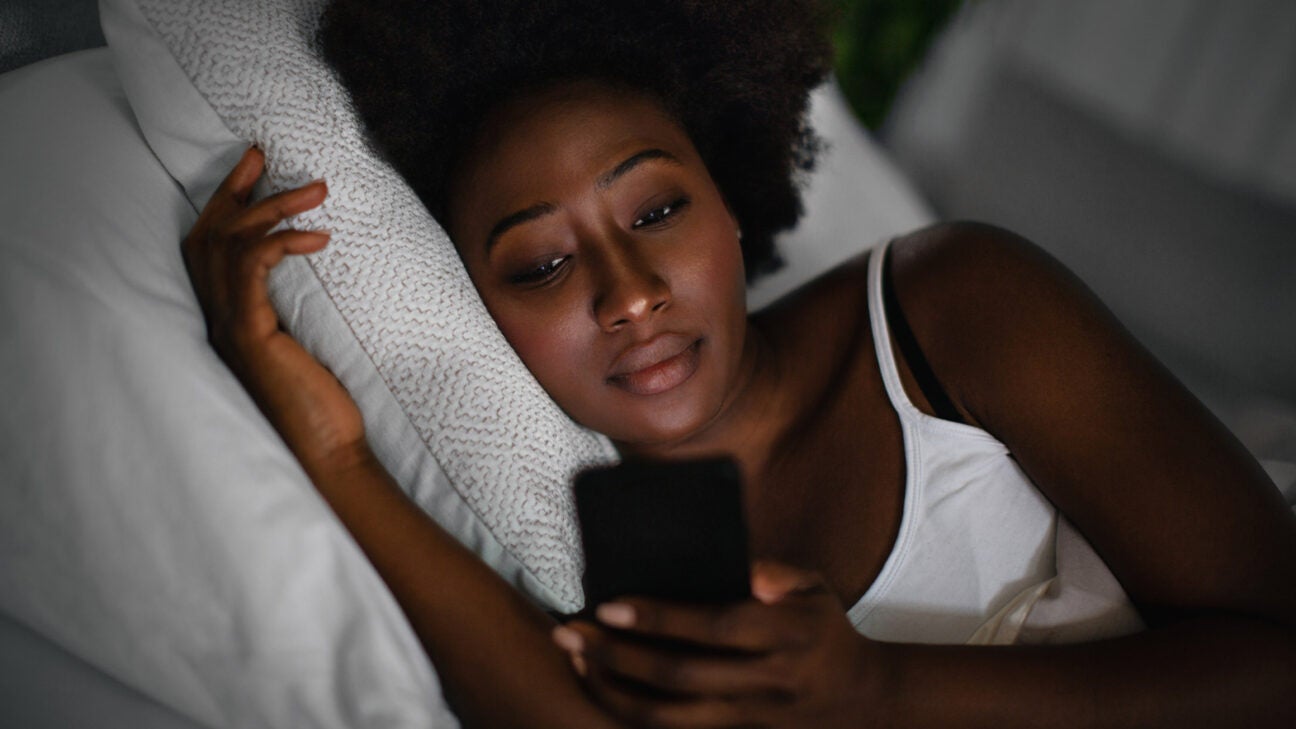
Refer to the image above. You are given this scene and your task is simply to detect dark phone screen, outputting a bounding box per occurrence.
[574,457,751,607]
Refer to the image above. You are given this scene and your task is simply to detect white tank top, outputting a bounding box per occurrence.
[847,241,1142,645]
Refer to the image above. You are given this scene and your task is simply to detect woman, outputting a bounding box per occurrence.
[181,0,1296,726]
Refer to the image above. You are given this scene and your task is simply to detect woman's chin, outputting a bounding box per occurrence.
[601,395,729,454]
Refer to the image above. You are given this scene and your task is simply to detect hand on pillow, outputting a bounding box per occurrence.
[180,147,365,471]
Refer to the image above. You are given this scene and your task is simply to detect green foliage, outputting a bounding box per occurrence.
[831,0,964,129]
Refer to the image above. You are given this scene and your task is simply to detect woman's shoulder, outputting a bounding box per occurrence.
[761,220,1054,324]
[761,220,1061,343]
[888,221,1074,340]
[760,220,1101,424]
[888,221,1129,425]
[885,220,1074,317]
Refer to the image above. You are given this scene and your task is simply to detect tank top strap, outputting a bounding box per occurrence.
[867,239,923,422]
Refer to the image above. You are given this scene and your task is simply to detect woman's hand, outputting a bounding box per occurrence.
[556,562,885,728]
[182,146,366,472]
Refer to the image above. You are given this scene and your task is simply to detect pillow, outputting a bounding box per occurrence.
[100,0,619,613]
[750,79,934,310]
[0,48,455,728]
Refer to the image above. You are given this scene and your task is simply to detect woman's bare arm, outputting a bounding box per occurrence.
[183,147,619,729]
[303,446,619,729]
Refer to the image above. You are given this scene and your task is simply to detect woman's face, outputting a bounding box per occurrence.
[447,81,750,447]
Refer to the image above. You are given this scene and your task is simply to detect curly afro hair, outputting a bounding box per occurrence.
[318,0,833,279]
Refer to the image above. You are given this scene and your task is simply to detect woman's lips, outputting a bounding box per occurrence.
[607,336,702,396]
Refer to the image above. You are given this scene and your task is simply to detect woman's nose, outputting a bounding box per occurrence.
[592,243,671,332]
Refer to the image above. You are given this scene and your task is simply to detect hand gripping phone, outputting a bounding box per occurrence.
[574,457,751,607]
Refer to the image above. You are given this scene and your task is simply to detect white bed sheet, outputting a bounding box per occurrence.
[0,612,206,729]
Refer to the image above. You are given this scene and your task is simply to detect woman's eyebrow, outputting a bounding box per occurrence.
[486,149,681,252]
[487,201,558,252]
[596,148,680,190]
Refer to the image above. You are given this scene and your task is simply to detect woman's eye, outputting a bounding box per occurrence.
[509,256,569,285]
[632,196,691,229]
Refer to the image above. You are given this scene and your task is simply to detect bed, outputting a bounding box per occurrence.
[1,1,1291,727]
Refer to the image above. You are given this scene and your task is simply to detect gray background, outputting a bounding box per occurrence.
[0,0,104,73]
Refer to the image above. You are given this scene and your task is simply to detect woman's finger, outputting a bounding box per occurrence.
[228,229,330,336]
[580,660,787,729]
[750,561,828,604]
[594,599,805,653]
[194,145,265,231]
[222,145,266,205]
[572,621,793,698]
[226,179,328,240]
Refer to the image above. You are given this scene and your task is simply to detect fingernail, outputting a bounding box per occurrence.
[552,625,584,653]
[596,603,635,628]
[571,652,588,677]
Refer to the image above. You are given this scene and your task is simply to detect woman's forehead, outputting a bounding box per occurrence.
[469,81,690,176]
[447,82,702,236]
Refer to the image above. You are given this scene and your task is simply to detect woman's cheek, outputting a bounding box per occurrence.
[496,302,594,403]
[685,227,746,325]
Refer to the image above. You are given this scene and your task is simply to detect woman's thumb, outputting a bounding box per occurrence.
[750,560,825,604]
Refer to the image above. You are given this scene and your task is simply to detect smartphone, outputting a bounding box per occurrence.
[574,457,751,607]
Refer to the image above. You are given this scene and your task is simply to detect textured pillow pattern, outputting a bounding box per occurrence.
[106,0,617,611]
